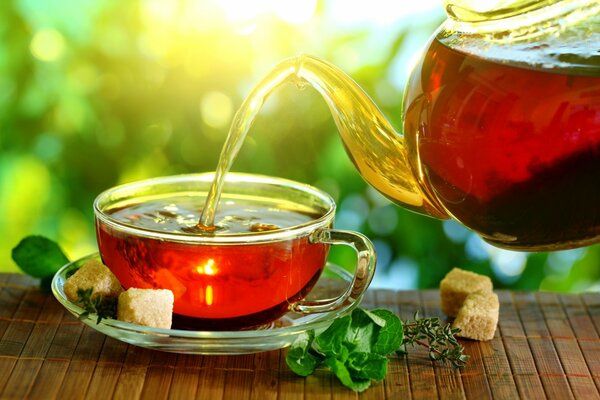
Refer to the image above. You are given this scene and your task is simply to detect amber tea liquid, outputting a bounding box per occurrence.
[404,37,600,249]
[96,195,329,330]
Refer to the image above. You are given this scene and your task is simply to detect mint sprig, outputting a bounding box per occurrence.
[286,308,467,392]
[286,308,403,392]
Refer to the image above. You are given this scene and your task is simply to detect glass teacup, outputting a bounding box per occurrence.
[94,173,375,330]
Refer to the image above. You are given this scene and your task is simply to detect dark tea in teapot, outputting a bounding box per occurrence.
[403,37,600,249]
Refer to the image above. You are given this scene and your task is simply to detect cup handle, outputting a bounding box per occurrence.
[290,229,376,313]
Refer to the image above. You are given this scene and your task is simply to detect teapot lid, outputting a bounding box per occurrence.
[444,0,600,42]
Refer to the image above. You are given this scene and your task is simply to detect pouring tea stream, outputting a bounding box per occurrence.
[200,0,600,251]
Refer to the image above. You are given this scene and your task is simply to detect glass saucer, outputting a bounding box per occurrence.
[51,253,360,355]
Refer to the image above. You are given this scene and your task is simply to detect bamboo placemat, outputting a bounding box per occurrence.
[2,273,600,399]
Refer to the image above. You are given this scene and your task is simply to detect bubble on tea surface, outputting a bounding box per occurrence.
[182,223,220,234]
[249,223,280,232]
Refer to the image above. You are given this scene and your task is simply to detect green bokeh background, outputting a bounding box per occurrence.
[1,0,598,291]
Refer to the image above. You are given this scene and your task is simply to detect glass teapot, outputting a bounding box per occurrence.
[212,0,600,251]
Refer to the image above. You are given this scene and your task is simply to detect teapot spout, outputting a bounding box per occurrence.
[294,55,447,218]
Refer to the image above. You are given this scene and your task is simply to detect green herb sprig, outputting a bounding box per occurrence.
[286,308,468,392]
[75,288,118,324]
[401,311,469,368]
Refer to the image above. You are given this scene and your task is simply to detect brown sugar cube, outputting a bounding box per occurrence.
[452,290,499,341]
[64,259,123,303]
[117,288,174,329]
[440,268,493,317]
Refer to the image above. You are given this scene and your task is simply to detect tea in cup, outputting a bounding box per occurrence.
[94,173,375,330]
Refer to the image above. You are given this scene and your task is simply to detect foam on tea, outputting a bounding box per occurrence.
[96,193,330,330]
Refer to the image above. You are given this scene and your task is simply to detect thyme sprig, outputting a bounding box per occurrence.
[400,311,469,368]
[75,288,118,324]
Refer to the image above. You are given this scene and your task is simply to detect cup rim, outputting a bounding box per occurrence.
[93,172,337,244]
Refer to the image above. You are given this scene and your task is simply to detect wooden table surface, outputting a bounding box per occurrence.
[2,272,600,399]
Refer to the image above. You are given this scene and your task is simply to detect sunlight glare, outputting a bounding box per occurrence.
[274,0,318,24]
[219,0,264,21]
[201,92,233,129]
[196,259,219,275]
[206,285,214,305]
[30,29,65,62]
[329,0,442,26]
[144,0,178,22]
[219,0,316,24]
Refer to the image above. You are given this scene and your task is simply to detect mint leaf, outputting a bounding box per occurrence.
[371,309,403,355]
[286,331,322,376]
[314,315,351,357]
[345,308,376,353]
[347,352,388,381]
[12,236,70,281]
[324,357,372,392]
[362,308,387,327]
